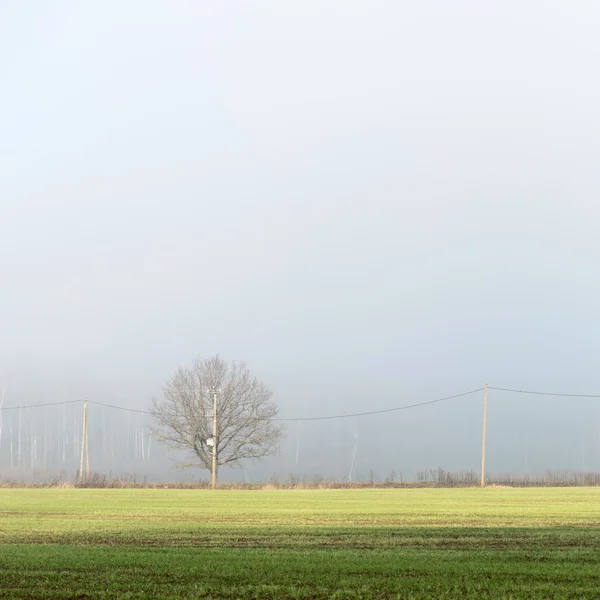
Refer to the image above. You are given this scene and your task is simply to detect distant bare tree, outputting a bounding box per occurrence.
[152,355,284,485]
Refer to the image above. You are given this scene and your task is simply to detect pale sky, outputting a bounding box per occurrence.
[1,2,600,478]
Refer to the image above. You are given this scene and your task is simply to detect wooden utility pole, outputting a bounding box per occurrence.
[79,399,88,483]
[85,400,90,479]
[480,384,489,487]
[211,388,218,489]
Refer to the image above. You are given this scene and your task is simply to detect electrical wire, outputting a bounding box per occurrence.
[8,385,598,419]
[272,388,485,421]
[1,388,485,420]
[489,386,600,398]
[0,399,82,411]
[28,389,486,420]
[88,388,485,420]
[88,400,148,414]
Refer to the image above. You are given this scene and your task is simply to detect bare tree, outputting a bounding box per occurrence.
[152,355,284,485]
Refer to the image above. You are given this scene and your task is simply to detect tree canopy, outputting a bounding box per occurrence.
[152,355,283,484]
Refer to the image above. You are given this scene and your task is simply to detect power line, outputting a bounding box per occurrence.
[0,399,82,411]
[4,385,598,419]
[88,400,147,414]
[272,388,485,421]
[39,389,488,420]
[85,389,486,420]
[1,399,150,414]
[489,386,600,398]
[0,389,485,420]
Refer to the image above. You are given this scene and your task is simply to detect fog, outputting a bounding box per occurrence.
[1,1,600,482]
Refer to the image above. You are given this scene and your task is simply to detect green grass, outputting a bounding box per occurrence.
[1,488,599,598]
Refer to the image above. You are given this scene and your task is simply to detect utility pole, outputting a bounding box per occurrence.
[85,399,90,480]
[211,387,218,489]
[0,381,4,456]
[480,384,488,487]
[79,399,88,483]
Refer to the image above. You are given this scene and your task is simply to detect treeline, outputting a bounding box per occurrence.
[2,469,600,488]
[417,468,600,487]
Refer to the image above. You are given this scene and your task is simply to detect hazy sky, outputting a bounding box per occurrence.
[2,2,600,477]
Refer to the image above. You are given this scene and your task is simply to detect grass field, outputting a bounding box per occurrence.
[1,488,600,598]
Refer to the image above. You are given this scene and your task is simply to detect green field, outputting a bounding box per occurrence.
[1,488,599,598]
